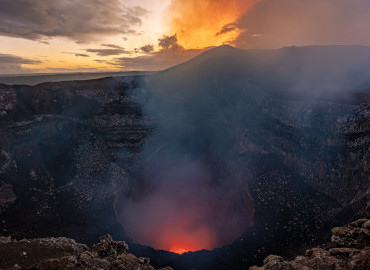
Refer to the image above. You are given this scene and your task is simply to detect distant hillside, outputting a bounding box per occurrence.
[152,44,370,102]
[0,71,156,86]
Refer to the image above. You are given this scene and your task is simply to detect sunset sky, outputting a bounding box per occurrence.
[1,0,370,74]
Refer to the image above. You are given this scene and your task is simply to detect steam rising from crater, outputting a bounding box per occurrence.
[116,47,259,252]
[121,156,254,252]
[117,44,370,254]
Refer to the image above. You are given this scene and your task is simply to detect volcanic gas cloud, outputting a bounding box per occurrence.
[119,155,254,254]
[116,48,258,254]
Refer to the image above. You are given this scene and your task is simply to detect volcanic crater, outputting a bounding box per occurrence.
[0,45,369,270]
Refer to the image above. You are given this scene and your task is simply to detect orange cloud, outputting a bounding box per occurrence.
[165,0,259,49]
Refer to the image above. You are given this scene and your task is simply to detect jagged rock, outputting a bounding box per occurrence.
[0,235,170,270]
[0,184,16,214]
[331,219,370,248]
[263,255,284,265]
[250,219,370,270]
[91,234,128,258]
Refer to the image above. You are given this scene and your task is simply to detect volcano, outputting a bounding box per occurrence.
[0,45,369,270]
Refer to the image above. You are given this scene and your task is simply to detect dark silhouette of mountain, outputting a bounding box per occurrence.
[154,44,370,101]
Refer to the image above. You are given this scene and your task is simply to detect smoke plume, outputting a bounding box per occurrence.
[116,44,370,254]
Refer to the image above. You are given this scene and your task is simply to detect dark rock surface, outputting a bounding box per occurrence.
[0,234,171,270]
[250,219,370,270]
[0,76,152,243]
[0,184,16,214]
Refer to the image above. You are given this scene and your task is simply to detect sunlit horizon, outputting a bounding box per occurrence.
[1,0,370,74]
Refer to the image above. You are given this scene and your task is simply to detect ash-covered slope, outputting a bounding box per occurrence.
[0,45,370,270]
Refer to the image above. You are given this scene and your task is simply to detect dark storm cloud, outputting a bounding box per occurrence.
[233,0,370,49]
[0,54,41,74]
[0,0,147,42]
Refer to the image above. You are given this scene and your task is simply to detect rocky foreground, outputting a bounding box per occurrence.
[0,219,368,270]
[0,235,172,270]
[250,219,370,270]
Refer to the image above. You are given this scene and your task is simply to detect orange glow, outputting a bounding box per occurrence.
[165,0,260,49]
[163,224,216,254]
[120,172,255,255]
[170,248,189,254]
[168,229,213,254]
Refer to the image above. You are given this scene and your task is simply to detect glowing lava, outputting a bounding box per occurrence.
[170,247,191,255]
[117,159,255,254]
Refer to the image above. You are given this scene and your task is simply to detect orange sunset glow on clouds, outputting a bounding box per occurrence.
[166,0,260,49]
[1,0,370,74]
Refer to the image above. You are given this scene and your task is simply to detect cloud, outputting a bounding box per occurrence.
[0,53,41,74]
[74,54,90,58]
[216,24,238,36]
[108,54,188,71]
[0,0,147,43]
[110,35,207,70]
[0,54,41,65]
[140,44,155,54]
[85,44,130,56]
[158,34,183,50]
[63,52,90,57]
[165,0,258,48]
[109,50,203,71]
[100,44,125,50]
[93,60,107,64]
[233,0,370,49]
[45,67,104,73]
[164,0,370,50]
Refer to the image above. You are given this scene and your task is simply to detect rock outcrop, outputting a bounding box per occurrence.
[250,219,370,270]
[0,234,172,270]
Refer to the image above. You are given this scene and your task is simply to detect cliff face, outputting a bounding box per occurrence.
[0,46,370,270]
[0,76,152,242]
